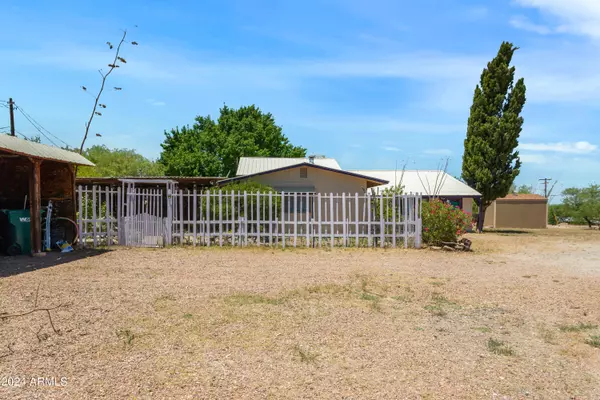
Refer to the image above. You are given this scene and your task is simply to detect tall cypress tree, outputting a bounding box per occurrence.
[462,42,526,230]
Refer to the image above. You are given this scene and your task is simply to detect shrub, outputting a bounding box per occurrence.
[422,199,472,245]
[204,180,281,219]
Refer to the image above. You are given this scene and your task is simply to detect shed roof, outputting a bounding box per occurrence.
[0,135,94,166]
[347,170,481,197]
[221,162,388,188]
[498,193,547,201]
[76,176,223,186]
[236,157,341,176]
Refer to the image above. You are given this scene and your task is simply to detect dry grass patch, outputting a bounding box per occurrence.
[559,322,598,332]
[487,338,515,356]
[1,229,600,399]
[585,335,600,348]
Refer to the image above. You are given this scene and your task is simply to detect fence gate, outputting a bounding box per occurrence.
[123,184,167,247]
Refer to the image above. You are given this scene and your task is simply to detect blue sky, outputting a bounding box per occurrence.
[1,0,599,195]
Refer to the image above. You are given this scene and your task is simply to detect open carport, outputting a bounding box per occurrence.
[0,135,93,255]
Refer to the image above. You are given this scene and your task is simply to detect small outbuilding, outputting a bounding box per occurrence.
[0,135,94,255]
[484,194,548,229]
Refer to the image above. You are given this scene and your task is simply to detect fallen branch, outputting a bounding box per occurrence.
[0,344,14,359]
[34,283,41,308]
[1,304,64,335]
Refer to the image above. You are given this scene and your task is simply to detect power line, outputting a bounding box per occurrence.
[14,107,58,146]
[15,104,69,146]
[14,105,70,147]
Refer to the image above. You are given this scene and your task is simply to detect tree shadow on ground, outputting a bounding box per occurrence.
[0,248,110,278]
[485,229,532,235]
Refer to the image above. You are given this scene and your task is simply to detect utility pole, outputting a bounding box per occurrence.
[539,177,552,198]
[8,98,15,136]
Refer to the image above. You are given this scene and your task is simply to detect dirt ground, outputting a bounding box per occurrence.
[1,227,600,399]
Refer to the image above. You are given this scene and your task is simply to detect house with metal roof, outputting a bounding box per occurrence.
[348,169,482,214]
[0,135,94,255]
[222,156,387,194]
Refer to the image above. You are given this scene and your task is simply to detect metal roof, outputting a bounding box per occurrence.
[236,157,341,176]
[0,135,94,166]
[348,170,481,197]
[221,162,388,187]
[75,176,225,187]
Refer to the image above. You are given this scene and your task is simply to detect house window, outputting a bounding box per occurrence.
[299,167,308,179]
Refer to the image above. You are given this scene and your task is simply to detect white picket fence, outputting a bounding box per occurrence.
[77,186,422,249]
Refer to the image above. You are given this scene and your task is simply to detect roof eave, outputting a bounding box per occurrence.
[219,162,389,186]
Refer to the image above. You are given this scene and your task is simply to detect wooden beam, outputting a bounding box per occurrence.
[29,158,43,255]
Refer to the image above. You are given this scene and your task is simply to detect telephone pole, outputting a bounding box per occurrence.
[8,98,15,136]
[539,177,552,198]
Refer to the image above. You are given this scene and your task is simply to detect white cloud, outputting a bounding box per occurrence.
[382,146,401,152]
[514,0,600,39]
[424,149,452,155]
[509,15,552,34]
[520,141,598,154]
[520,153,548,164]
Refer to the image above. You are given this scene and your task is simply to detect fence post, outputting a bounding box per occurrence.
[379,193,384,248]
[256,192,261,246]
[165,185,172,246]
[293,192,298,247]
[329,193,334,248]
[318,193,322,247]
[281,192,285,248]
[305,193,310,247]
[269,192,273,246]
[416,195,422,248]
[116,186,122,245]
[105,186,111,246]
[77,186,84,248]
[367,193,372,248]
[92,185,97,248]
[404,195,409,249]
[229,190,237,247]
[392,194,396,248]
[243,191,248,246]
[355,193,359,247]
[191,188,197,246]
[205,191,211,247]
[218,190,223,247]
[342,193,347,247]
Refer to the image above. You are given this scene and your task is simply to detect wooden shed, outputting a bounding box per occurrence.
[484,194,548,229]
[0,135,94,255]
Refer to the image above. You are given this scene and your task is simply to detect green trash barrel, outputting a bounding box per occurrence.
[0,209,32,255]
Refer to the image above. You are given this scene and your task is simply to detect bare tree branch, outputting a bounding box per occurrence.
[1,304,64,335]
[79,30,128,154]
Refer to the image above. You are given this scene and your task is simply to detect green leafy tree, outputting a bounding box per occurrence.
[78,145,165,177]
[512,184,534,194]
[561,185,600,228]
[160,104,306,177]
[462,42,527,230]
[548,203,569,225]
[203,180,282,220]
